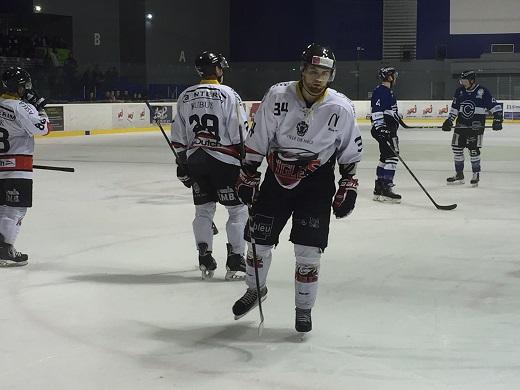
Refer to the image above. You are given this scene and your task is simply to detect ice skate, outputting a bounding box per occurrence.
[225,243,246,281]
[197,243,216,280]
[447,172,464,185]
[232,287,268,319]
[470,172,479,187]
[0,244,28,267]
[373,180,401,203]
[295,307,312,333]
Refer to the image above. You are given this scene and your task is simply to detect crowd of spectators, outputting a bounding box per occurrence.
[0,30,68,59]
[1,31,163,102]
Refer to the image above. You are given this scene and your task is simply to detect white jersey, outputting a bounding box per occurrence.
[0,95,49,179]
[171,80,248,166]
[245,81,363,189]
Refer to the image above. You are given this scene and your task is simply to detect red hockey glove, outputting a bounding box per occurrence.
[332,176,358,219]
[236,164,261,205]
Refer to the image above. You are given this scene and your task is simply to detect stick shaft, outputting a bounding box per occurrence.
[33,164,75,172]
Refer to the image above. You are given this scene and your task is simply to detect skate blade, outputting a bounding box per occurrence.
[233,295,267,320]
[0,260,28,268]
[447,180,465,185]
[471,182,479,187]
[225,270,245,281]
[199,265,215,280]
[374,196,401,204]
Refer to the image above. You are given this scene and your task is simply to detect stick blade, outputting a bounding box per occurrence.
[436,203,457,210]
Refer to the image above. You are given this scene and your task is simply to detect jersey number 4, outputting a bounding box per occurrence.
[0,128,10,153]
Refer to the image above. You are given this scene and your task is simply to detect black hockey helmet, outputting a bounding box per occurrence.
[300,43,336,82]
[1,66,32,94]
[459,70,476,81]
[378,66,398,82]
[195,51,229,77]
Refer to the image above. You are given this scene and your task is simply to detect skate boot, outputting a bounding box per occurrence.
[232,286,268,319]
[197,243,216,280]
[373,180,383,201]
[295,307,312,333]
[374,180,401,203]
[447,172,464,185]
[0,243,28,267]
[470,172,479,187]
[225,243,246,281]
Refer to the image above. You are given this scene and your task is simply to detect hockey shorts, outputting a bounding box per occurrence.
[187,150,241,206]
[245,165,335,250]
[452,128,483,150]
[0,178,33,207]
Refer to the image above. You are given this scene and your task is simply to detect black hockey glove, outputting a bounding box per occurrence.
[236,163,261,205]
[23,89,47,111]
[492,112,503,131]
[442,118,453,132]
[175,151,192,188]
[332,176,358,219]
[176,164,192,188]
[375,125,391,142]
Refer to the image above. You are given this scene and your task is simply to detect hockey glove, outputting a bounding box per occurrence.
[492,112,503,131]
[23,89,47,111]
[236,163,261,205]
[442,118,453,132]
[375,125,391,142]
[332,176,358,219]
[176,164,192,188]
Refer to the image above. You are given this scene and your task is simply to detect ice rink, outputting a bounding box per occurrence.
[1,124,519,390]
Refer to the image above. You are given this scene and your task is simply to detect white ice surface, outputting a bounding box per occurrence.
[1,125,519,390]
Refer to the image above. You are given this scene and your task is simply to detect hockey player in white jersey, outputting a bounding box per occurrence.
[232,43,363,332]
[171,51,248,280]
[0,67,49,267]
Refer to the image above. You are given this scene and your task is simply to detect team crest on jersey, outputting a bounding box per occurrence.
[477,89,484,99]
[296,121,309,136]
[460,100,476,119]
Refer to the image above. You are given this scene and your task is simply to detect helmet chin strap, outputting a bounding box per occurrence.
[300,79,325,97]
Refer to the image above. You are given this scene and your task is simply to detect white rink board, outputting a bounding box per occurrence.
[46,100,520,135]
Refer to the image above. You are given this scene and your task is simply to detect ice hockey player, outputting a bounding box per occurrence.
[171,51,248,280]
[0,66,49,267]
[370,66,402,203]
[232,43,363,333]
[442,70,503,187]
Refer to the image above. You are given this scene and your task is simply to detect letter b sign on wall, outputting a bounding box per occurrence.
[94,33,101,46]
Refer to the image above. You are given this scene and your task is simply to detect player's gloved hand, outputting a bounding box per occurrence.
[176,164,192,188]
[236,163,261,205]
[442,118,453,132]
[492,112,503,131]
[23,89,47,111]
[332,176,358,219]
[375,125,391,142]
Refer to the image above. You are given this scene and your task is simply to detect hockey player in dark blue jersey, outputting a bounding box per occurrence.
[370,66,401,202]
[442,70,503,187]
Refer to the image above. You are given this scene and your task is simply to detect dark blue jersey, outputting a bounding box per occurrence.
[370,84,399,131]
[448,84,502,126]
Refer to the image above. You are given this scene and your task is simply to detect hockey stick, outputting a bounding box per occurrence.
[145,101,218,235]
[398,118,492,130]
[236,101,265,335]
[386,142,457,210]
[33,164,75,172]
